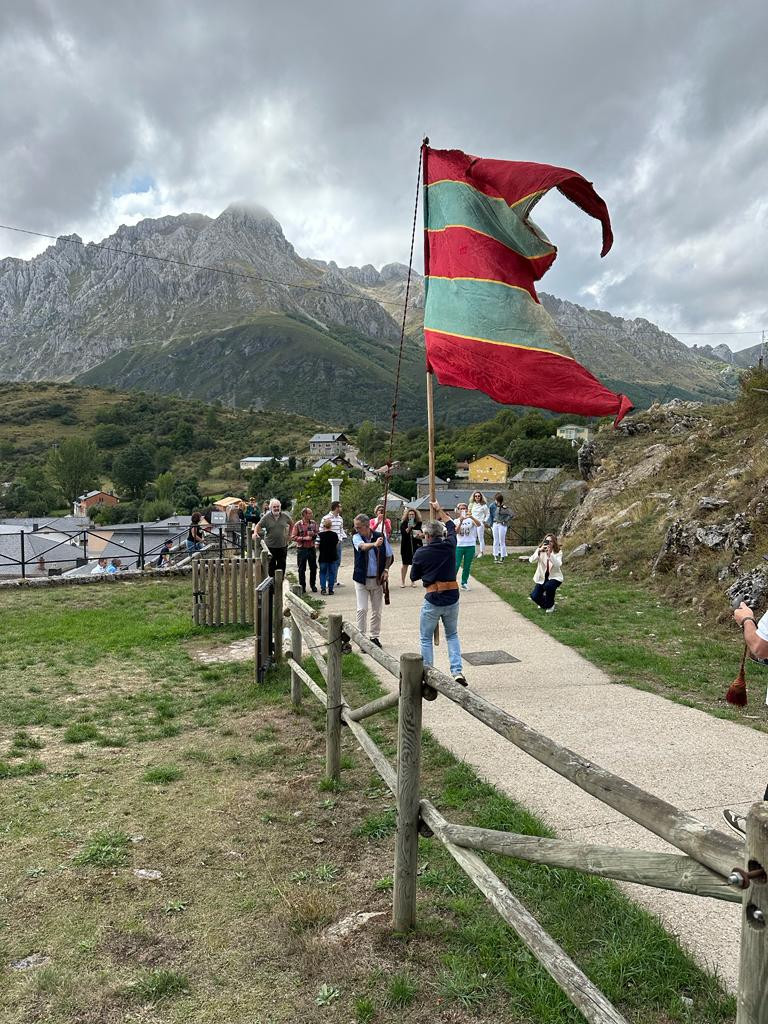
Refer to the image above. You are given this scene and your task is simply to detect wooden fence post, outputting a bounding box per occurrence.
[325,613,343,781]
[737,802,768,1024]
[192,559,200,625]
[393,652,424,932]
[274,569,284,663]
[206,559,214,626]
[290,584,303,708]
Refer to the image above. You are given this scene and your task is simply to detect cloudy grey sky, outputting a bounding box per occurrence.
[1,1,767,349]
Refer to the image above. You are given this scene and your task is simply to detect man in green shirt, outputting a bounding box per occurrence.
[254,498,294,578]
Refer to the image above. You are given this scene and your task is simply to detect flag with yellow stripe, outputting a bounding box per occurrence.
[423,146,632,423]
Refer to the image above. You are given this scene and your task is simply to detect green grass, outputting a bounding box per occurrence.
[63,723,103,744]
[356,808,397,840]
[73,830,131,867]
[142,764,184,784]
[472,556,768,729]
[0,757,45,779]
[384,972,419,1008]
[0,577,735,1023]
[126,969,190,1004]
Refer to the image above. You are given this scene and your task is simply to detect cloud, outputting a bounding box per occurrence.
[1,0,766,349]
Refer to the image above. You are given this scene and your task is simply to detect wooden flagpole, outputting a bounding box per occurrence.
[422,138,440,645]
[426,370,437,509]
[422,138,436,516]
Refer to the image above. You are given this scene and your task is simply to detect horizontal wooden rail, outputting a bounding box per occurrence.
[298,592,742,879]
[341,708,397,794]
[441,824,740,904]
[345,691,400,722]
[420,799,629,1024]
[289,660,328,708]
[422,668,743,879]
[285,588,320,619]
[342,618,436,702]
[292,616,327,679]
[342,618,400,676]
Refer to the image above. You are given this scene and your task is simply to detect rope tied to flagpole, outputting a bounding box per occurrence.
[378,141,424,528]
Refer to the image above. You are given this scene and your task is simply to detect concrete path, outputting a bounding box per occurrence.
[301,551,768,992]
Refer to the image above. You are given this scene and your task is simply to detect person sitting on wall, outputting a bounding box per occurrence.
[91,557,109,575]
[155,539,174,568]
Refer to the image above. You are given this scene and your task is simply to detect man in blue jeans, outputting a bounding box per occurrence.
[409,501,467,686]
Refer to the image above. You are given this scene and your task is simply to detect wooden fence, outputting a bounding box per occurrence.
[192,556,262,626]
[279,585,768,1024]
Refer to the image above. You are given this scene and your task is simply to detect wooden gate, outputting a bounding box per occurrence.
[192,556,261,626]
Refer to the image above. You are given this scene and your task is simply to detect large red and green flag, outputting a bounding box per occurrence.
[423,146,633,423]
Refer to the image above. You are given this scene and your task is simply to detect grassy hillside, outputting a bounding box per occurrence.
[75,313,500,428]
[0,382,325,505]
[558,378,768,628]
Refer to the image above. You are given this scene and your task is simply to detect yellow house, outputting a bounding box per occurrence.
[468,454,510,484]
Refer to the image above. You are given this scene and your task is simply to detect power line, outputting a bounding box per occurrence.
[0,222,417,312]
[0,221,763,341]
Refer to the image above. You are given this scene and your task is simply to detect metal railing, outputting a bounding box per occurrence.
[0,522,257,578]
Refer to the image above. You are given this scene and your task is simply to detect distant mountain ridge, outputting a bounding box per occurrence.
[0,204,746,420]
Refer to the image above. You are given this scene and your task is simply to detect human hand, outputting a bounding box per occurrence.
[374,536,384,547]
[734,602,755,625]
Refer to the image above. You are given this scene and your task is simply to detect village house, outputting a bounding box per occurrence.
[468,454,510,485]
[239,455,290,471]
[312,455,353,473]
[508,467,562,488]
[308,432,349,457]
[416,475,446,499]
[73,490,119,517]
[556,424,593,446]
[408,489,475,516]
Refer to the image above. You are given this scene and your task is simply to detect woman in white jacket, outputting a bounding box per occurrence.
[528,533,563,613]
[468,491,489,557]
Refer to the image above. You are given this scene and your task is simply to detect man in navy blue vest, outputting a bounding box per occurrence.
[410,501,467,686]
[352,513,390,648]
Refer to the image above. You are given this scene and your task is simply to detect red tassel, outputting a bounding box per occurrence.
[726,645,749,706]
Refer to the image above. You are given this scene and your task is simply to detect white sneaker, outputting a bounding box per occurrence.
[545,607,556,614]
[460,583,468,590]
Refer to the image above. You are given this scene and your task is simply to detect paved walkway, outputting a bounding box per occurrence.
[304,551,768,992]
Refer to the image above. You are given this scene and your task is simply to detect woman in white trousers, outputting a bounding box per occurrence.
[489,492,514,563]
[468,491,489,557]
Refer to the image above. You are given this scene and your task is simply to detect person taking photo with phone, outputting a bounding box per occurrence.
[529,533,563,612]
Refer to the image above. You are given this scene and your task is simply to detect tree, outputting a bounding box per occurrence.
[112,443,156,500]
[172,477,203,514]
[512,472,571,541]
[434,445,457,481]
[47,437,100,504]
[142,498,174,522]
[355,420,379,463]
[155,471,175,505]
[505,437,578,475]
[92,423,128,449]
[3,467,61,516]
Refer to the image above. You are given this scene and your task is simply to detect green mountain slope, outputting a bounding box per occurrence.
[75,313,499,427]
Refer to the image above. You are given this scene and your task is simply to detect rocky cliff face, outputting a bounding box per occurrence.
[539,294,740,403]
[0,205,742,409]
[0,204,400,380]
